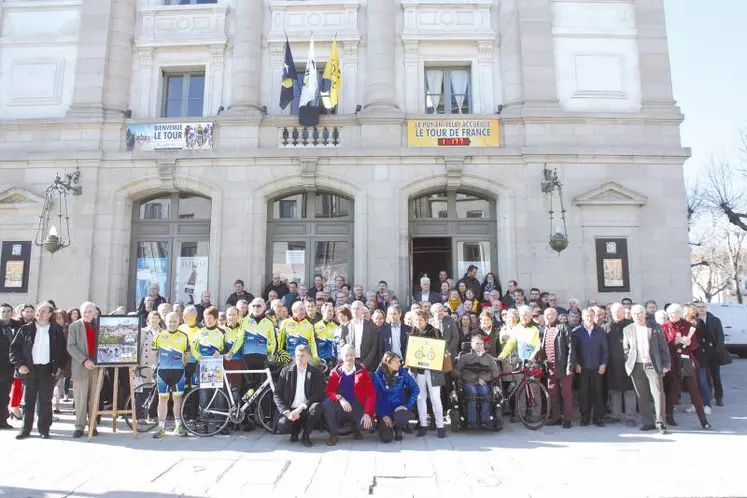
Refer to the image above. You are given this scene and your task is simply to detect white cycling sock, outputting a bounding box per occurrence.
[175,419,182,427]
[159,421,165,428]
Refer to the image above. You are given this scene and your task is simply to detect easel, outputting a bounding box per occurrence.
[88,366,138,441]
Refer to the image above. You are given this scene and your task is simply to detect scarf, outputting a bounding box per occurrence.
[447,297,462,312]
[384,371,398,389]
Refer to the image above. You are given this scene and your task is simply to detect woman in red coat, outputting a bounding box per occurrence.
[661,303,711,430]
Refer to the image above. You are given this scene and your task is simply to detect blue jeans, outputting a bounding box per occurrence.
[696,367,711,407]
[464,383,490,425]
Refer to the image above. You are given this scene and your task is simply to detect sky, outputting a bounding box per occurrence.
[663,0,747,179]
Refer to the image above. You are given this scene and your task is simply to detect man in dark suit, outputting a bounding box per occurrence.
[0,303,16,429]
[379,305,410,360]
[341,301,379,371]
[623,305,671,434]
[137,282,167,316]
[572,307,608,427]
[695,302,725,406]
[412,277,440,305]
[10,302,67,439]
[273,344,325,447]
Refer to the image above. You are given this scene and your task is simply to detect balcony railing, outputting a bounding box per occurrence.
[278,126,341,148]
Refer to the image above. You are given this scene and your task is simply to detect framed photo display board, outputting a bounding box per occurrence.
[595,238,630,293]
[0,241,31,292]
[94,315,141,366]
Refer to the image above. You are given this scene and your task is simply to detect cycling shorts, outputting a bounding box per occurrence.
[157,369,185,397]
[184,363,198,388]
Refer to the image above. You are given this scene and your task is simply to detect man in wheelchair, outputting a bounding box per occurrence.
[452,335,503,430]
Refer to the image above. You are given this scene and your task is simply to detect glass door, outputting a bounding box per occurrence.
[455,240,492,283]
[271,241,307,285]
[135,241,170,304]
[313,240,350,289]
[173,239,210,306]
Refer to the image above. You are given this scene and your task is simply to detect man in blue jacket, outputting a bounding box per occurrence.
[372,351,419,443]
[572,308,608,427]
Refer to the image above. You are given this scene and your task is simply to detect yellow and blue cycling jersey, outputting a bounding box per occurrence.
[191,326,225,359]
[178,323,201,364]
[278,317,319,360]
[314,319,338,360]
[222,323,244,361]
[235,314,276,357]
[153,330,190,370]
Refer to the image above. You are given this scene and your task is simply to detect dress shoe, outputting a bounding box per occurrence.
[394,428,403,441]
[352,430,363,441]
[301,436,312,448]
[701,420,712,430]
[416,427,428,437]
[16,431,30,440]
[326,434,338,446]
[666,416,677,427]
[92,429,99,436]
[656,423,668,435]
[289,433,299,443]
[594,420,605,428]
[562,421,571,429]
[716,398,724,407]
[0,422,13,429]
[580,419,590,427]
[547,419,563,427]
[639,424,656,431]
[437,428,446,439]
[40,432,51,439]
[72,430,84,438]
[10,408,22,420]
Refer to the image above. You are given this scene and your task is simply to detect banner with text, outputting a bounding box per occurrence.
[126,122,214,151]
[407,119,500,147]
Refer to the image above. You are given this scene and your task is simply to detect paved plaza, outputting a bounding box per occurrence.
[2,360,746,498]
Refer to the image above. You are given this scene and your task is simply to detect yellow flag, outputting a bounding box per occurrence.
[321,38,341,110]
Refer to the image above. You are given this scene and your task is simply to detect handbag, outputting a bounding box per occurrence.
[442,351,453,373]
[719,347,733,366]
[678,354,696,378]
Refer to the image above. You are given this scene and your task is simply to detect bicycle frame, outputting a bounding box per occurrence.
[200,368,275,418]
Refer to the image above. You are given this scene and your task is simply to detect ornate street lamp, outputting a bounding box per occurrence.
[34,168,82,255]
[540,165,569,254]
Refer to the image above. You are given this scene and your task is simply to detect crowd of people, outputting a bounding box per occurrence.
[0,265,731,446]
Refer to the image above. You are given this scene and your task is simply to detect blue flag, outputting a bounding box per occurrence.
[279,40,297,110]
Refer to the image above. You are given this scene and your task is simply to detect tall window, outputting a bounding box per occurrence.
[425,68,470,114]
[162,72,205,118]
[267,191,353,287]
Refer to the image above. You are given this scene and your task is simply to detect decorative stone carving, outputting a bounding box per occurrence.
[266,0,361,44]
[0,187,46,211]
[573,182,647,207]
[404,41,419,61]
[138,3,229,48]
[400,0,496,43]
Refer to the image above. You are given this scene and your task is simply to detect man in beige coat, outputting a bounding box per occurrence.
[66,302,98,438]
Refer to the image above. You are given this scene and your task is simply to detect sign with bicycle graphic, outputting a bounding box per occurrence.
[405,336,446,371]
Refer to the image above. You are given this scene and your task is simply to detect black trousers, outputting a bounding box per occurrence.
[377,410,410,443]
[0,378,10,422]
[277,402,323,436]
[323,398,363,436]
[578,370,605,422]
[708,357,723,401]
[22,364,55,434]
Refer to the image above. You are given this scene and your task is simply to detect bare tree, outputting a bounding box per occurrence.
[703,159,747,231]
[724,229,747,303]
[691,232,732,302]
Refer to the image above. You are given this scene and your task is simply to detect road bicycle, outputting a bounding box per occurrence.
[499,360,551,430]
[180,367,277,437]
[123,366,199,433]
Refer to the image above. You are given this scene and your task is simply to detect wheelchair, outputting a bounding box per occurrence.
[447,344,504,432]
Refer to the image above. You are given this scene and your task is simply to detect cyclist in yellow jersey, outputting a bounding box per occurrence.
[278,301,319,361]
[222,306,244,392]
[192,306,229,433]
[178,306,201,388]
[152,311,189,438]
[314,302,339,365]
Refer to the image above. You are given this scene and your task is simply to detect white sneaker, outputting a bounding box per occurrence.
[704,406,712,415]
[685,405,695,414]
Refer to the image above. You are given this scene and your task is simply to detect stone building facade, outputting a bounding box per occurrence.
[0,0,691,311]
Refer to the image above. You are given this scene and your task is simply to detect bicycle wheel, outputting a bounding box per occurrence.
[123,382,158,433]
[254,388,277,433]
[181,387,231,437]
[515,378,550,430]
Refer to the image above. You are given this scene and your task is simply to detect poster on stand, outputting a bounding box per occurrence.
[175,257,208,305]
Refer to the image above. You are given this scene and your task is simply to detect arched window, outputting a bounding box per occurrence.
[409,190,496,293]
[131,192,211,310]
[267,191,354,287]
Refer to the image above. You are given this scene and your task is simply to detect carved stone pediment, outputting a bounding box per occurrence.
[573,182,647,207]
[0,187,46,210]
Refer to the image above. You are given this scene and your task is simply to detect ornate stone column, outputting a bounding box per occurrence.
[228,0,263,114]
[362,0,399,112]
